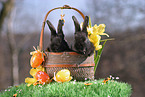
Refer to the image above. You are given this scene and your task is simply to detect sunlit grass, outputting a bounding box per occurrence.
[0,79,132,97]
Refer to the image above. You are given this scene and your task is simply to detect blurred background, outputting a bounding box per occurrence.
[0,0,145,97]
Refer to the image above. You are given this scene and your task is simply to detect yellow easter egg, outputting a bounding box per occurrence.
[54,69,72,82]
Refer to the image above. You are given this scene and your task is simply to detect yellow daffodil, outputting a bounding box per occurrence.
[89,34,102,50]
[25,66,47,86]
[80,17,109,51]
[87,24,109,50]
[54,69,72,83]
[87,24,109,37]
[25,77,37,87]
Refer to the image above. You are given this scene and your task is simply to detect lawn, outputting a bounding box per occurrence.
[0,79,132,97]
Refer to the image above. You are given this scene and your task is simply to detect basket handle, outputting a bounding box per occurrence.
[39,5,85,51]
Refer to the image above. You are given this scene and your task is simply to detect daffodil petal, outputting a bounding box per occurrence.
[25,77,37,86]
[67,76,72,82]
[89,35,101,44]
[100,33,109,37]
[30,68,37,77]
[27,83,32,87]
[97,24,106,34]
[53,75,62,83]
[53,72,58,82]
[92,24,98,33]
[87,18,109,51]
[36,66,45,72]
[95,44,102,50]
[87,27,93,35]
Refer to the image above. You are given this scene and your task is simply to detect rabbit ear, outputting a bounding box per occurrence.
[46,20,57,36]
[82,16,89,32]
[72,16,81,32]
[57,19,64,37]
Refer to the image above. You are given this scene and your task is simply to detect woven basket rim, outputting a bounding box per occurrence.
[45,52,81,55]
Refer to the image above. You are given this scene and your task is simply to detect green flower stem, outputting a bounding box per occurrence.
[94,40,107,73]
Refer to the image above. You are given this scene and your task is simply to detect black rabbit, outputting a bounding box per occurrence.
[46,19,72,52]
[72,16,95,56]
[46,16,95,56]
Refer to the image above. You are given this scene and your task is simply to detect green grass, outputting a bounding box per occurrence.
[0,79,132,97]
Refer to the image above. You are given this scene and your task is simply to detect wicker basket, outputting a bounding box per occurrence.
[39,5,95,81]
[45,52,94,81]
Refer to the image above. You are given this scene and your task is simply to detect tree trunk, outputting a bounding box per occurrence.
[7,0,19,86]
[0,0,14,36]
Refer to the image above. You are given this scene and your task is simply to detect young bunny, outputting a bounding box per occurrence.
[72,16,95,56]
[46,19,71,52]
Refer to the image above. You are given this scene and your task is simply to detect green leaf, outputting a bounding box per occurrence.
[100,38,115,42]
[94,40,107,73]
